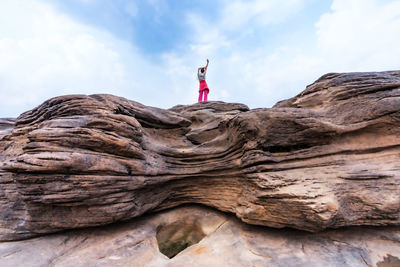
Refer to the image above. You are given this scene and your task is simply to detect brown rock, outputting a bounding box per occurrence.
[0,71,400,241]
[0,205,399,267]
[0,118,15,140]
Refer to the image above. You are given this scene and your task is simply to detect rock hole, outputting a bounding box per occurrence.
[156,221,206,258]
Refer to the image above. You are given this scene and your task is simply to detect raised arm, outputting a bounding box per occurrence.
[198,59,209,74]
[203,59,209,74]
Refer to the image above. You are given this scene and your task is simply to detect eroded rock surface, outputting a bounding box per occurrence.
[0,119,15,140]
[0,71,400,241]
[0,205,399,267]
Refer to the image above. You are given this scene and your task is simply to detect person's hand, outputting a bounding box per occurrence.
[207,59,209,63]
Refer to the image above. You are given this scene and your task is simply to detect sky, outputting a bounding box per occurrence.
[0,0,399,117]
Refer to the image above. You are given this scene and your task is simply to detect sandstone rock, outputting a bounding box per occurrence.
[0,71,400,241]
[0,118,15,140]
[0,205,399,267]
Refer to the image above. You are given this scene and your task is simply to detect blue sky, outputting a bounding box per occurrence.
[1,0,400,117]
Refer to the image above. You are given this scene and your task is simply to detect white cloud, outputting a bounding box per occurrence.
[1,0,399,117]
[163,0,400,108]
[316,0,400,71]
[220,0,305,30]
[0,0,172,117]
[162,0,313,107]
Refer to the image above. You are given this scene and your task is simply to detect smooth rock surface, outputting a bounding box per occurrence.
[0,205,399,267]
[0,71,400,241]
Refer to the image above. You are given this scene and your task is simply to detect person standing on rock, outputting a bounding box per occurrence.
[198,59,210,102]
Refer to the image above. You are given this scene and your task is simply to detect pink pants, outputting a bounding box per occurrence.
[198,89,209,102]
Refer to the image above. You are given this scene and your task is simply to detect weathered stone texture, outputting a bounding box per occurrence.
[0,71,399,241]
[0,206,399,267]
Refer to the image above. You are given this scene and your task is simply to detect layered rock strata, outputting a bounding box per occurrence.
[0,71,400,241]
[0,118,15,140]
[0,205,399,267]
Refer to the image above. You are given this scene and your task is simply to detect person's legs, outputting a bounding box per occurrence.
[203,89,209,101]
[198,90,203,102]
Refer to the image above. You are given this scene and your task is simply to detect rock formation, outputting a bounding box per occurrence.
[0,71,400,243]
[1,205,399,267]
[0,118,15,140]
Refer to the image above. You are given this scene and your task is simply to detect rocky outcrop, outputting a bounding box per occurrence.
[0,205,399,267]
[0,118,15,140]
[0,71,400,241]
